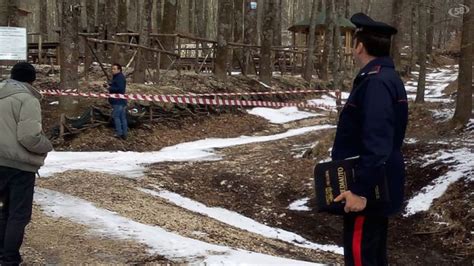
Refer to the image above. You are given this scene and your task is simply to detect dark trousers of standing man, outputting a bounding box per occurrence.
[344,214,388,266]
[0,166,35,265]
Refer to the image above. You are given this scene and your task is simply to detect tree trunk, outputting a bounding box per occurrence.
[233,0,244,70]
[214,0,233,81]
[160,0,177,68]
[6,0,19,27]
[272,0,282,46]
[155,0,163,33]
[303,0,318,82]
[344,0,350,18]
[84,0,95,79]
[320,0,334,81]
[128,0,139,32]
[106,0,119,63]
[115,0,127,65]
[332,0,343,90]
[60,0,81,114]
[426,3,434,55]
[39,0,48,64]
[188,0,195,34]
[390,0,403,70]
[97,0,106,61]
[0,0,8,26]
[452,0,473,126]
[134,0,153,83]
[409,2,417,74]
[195,0,207,38]
[243,0,258,75]
[259,0,275,85]
[415,0,427,103]
[363,0,372,16]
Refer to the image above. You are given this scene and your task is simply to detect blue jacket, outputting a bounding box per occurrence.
[108,72,127,105]
[331,57,408,216]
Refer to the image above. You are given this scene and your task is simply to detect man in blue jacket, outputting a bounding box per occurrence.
[332,13,408,265]
[108,63,128,140]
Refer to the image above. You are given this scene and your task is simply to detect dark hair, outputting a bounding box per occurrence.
[354,31,391,57]
[112,63,122,71]
[11,62,36,83]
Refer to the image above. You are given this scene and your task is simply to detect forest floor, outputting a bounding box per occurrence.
[17,62,473,265]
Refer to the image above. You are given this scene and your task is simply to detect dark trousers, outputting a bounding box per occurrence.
[112,104,128,137]
[343,214,388,266]
[0,166,35,265]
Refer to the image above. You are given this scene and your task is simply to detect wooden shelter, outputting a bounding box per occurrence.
[288,11,355,53]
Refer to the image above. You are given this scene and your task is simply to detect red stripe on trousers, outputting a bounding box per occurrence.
[353,216,365,266]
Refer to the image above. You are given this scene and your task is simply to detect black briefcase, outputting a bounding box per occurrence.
[313,157,390,215]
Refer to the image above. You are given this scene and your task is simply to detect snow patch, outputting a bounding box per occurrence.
[404,148,474,216]
[34,188,323,265]
[139,187,342,255]
[40,125,335,178]
[247,107,322,124]
[288,198,311,211]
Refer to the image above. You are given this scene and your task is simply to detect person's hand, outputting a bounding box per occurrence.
[334,191,367,213]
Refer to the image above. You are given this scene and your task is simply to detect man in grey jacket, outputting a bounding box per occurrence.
[0,62,52,265]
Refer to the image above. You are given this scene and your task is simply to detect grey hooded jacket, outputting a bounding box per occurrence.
[0,79,53,172]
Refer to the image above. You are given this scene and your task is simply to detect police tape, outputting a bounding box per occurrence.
[40,90,337,110]
[40,89,332,97]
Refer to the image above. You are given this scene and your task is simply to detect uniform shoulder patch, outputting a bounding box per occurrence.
[367,65,381,75]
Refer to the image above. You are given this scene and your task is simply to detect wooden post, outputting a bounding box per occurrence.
[38,35,43,64]
[59,114,65,140]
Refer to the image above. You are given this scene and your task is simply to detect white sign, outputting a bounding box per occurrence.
[0,27,27,60]
[250,1,257,10]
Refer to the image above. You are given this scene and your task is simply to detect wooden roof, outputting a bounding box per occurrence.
[288,11,355,34]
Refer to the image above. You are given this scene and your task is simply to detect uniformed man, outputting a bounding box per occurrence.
[332,13,408,265]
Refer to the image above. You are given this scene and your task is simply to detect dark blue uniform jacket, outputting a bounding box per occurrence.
[331,57,408,216]
[108,72,127,105]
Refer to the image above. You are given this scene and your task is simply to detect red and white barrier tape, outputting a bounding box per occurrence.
[40,90,337,110]
[40,89,331,97]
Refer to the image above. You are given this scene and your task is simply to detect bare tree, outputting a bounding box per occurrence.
[415,0,427,103]
[332,0,343,90]
[273,0,282,46]
[160,0,177,69]
[0,0,8,26]
[59,0,81,113]
[96,0,106,60]
[452,0,472,126]
[84,0,95,79]
[243,0,258,75]
[7,0,19,26]
[39,0,48,64]
[233,0,244,69]
[363,0,372,16]
[260,0,276,84]
[390,0,403,69]
[303,0,319,82]
[188,0,195,34]
[320,0,334,81]
[195,0,207,38]
[426,3,434,55]
[214,0,233,81]
[105,0,119,63]
[134,0,153,83]
[115,0,127,65]
[155,0,163,33]
[409,2,417,74]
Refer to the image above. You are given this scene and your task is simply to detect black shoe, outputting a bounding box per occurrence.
[121,135,127,140]
[113,134,122,139]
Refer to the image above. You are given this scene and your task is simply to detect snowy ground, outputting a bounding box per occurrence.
[405,66,458,102]
[33,64,470,264]
[37,123,338,264]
